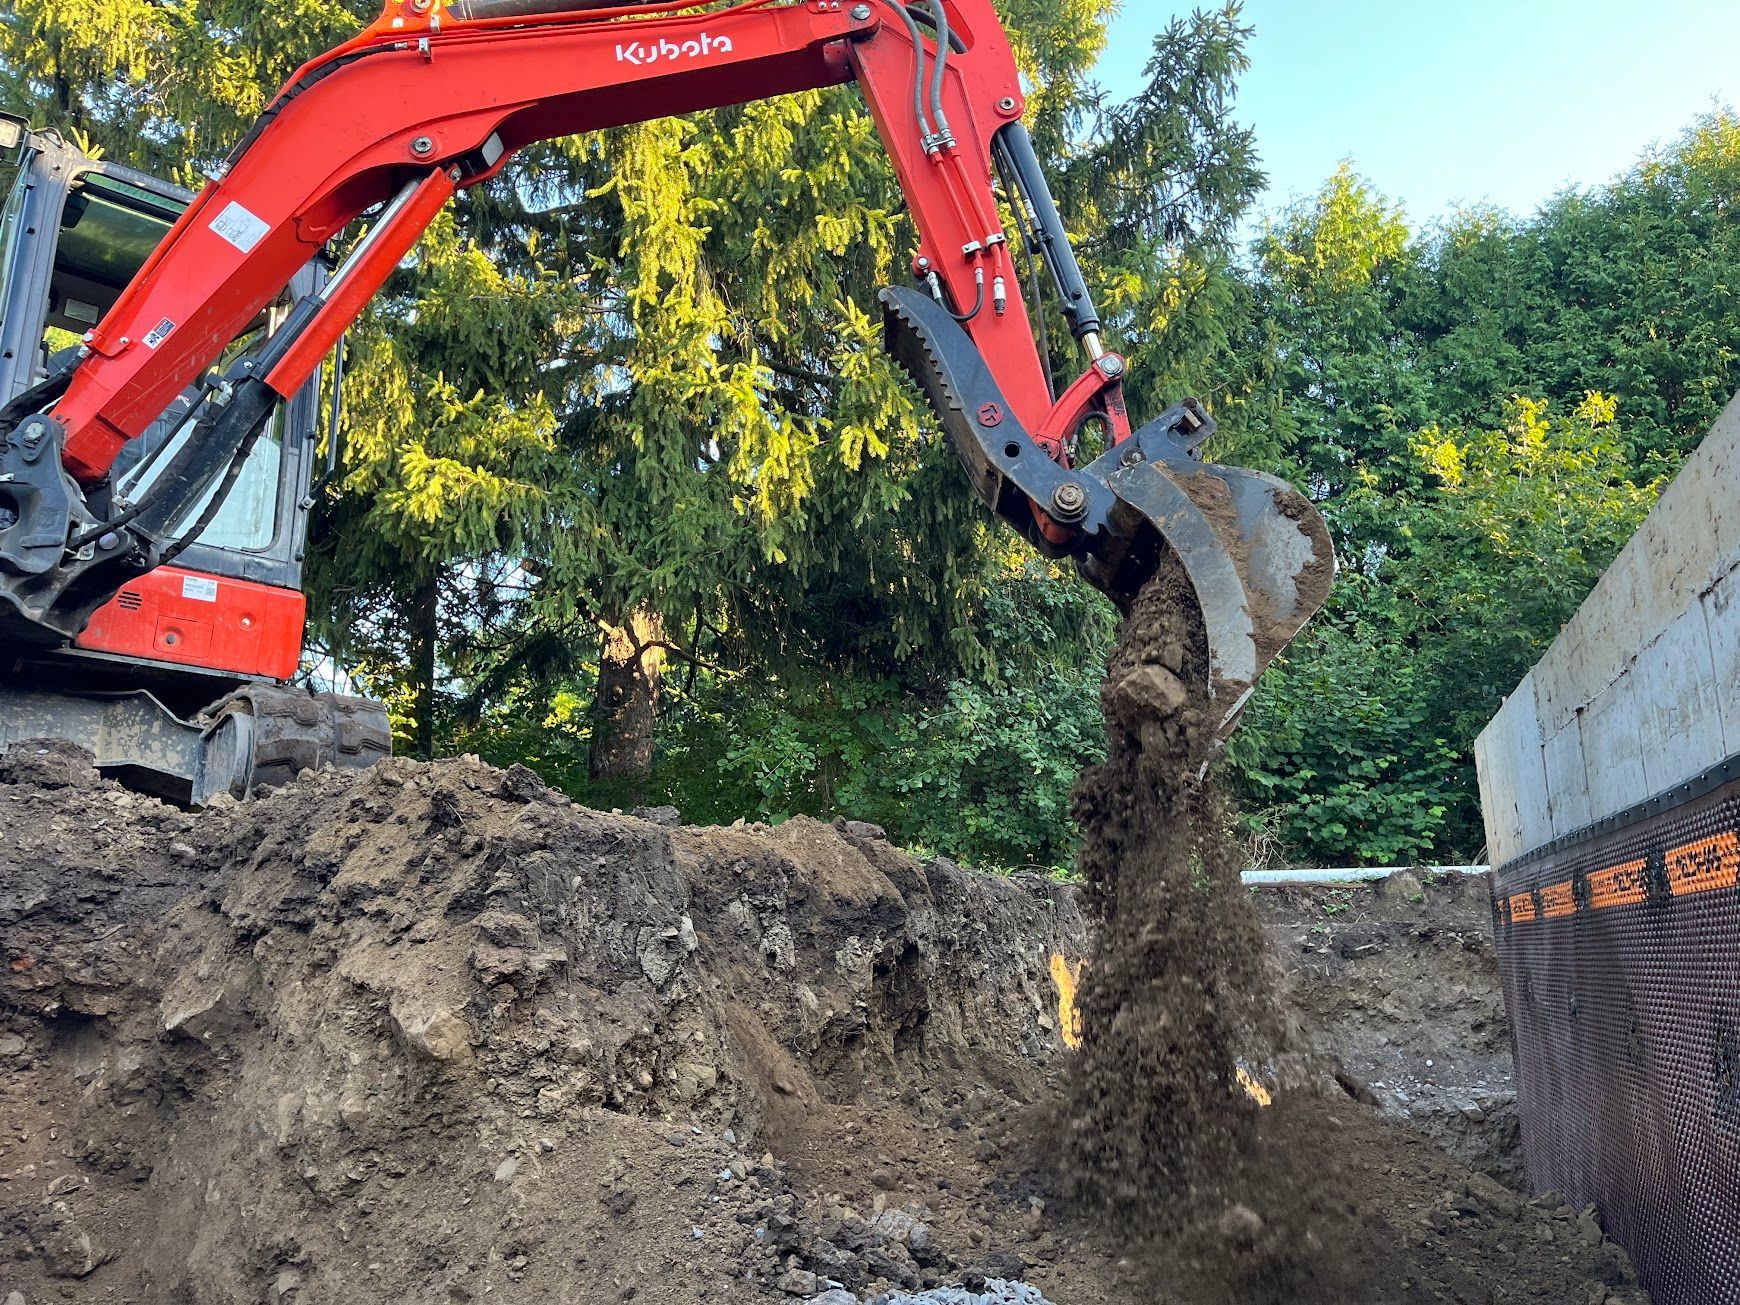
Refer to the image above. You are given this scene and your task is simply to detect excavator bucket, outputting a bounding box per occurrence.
[880,285,1334,738]
[1089,452,1335,735]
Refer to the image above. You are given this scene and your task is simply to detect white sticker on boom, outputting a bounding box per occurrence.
[181,575,219,603]
[209,201,270,253]
[142,317,175,349]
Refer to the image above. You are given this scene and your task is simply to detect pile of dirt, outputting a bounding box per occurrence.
[1254,871,1521,1187]
[1,732,1643,1304]
[0,740,1096,1303]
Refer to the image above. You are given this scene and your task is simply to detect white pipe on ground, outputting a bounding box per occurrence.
[1241,866,1489,886]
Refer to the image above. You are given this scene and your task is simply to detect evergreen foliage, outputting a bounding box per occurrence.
[1218,114,1740,865]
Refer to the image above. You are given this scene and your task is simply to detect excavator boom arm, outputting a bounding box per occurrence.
[49,0,1051,480]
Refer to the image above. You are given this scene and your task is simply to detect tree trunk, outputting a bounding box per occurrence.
[589,609,664,784]
[409,570,439,761]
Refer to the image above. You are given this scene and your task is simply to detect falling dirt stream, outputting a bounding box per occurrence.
[1052,559,1647,1302]
[1064,556,1281,1217]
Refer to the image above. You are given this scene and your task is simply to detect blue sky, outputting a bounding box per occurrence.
[1097,0,1740,229]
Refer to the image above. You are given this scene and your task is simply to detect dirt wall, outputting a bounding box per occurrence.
[1253,871,1522,1187]
[1,747,1087,1303]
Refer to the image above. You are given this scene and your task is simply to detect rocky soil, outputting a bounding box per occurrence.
[1,740,1642,1304]
[1254,871,1522,1187]
[1063,565,1286,1223]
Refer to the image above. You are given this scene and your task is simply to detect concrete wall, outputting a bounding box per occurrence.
[1476,393,1740,866]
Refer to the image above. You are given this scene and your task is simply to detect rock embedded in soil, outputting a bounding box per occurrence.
[1107,663,1188,724]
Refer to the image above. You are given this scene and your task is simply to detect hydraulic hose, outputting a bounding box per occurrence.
[904,5,966,53]
[923,1,952,142]
[879,1,935,142]
[158,415,266,564]
[949,267,985,324]
[992,123,1103,343]
[69,292,320,553]
[993,147,1056,400]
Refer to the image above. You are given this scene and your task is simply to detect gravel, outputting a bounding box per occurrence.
[858,1282,1056,1305]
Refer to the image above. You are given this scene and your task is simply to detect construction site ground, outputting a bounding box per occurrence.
[2,742,1645,1304]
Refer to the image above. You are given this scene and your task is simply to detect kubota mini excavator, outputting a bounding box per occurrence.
[0,0,1334,804]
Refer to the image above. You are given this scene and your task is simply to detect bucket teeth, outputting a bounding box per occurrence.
[881,285,1017,519]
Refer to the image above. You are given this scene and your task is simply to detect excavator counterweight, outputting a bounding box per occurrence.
[0,0,1332,798]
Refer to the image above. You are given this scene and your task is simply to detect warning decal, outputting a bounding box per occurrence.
[209,201,270,253]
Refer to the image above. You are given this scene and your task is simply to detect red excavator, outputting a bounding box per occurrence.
[0,0,1333,804]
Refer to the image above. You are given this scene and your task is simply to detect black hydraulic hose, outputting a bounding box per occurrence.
[880,1,934,141]
[158,420,263,565]
[70,375,279,556]
[115,397,194,493]
[0,357,75,434]
[948,271,984,324]
[70,295,319,552]
[903,6,965,53]
[225,50,377,168]
[64,389,221,550]
[993,147,1056,401]
[922,1,951,141]
[67,498,149,551]
[1024,233,1054,395]
[993,123,1102,342]
[311,336,347,499]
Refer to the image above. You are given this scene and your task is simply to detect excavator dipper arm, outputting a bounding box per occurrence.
[0,0,1333,732]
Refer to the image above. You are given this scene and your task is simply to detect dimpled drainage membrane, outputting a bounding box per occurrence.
[1493,769,1740,1305]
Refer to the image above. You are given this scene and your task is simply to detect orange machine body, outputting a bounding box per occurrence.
[76,567,306,681]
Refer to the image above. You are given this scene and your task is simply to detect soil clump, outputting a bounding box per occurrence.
[1062,561,1285,1216]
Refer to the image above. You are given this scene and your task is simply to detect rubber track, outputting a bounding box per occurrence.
[218,684,391,792]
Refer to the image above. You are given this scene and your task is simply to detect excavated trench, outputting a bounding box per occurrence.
[0,576,1646,1304]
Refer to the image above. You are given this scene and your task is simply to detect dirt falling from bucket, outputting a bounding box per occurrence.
[1058,558,1386,1300]
[1062,555,1286,1217]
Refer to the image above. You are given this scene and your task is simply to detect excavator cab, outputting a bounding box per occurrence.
[0,125,318,590]
[0,117,387,801]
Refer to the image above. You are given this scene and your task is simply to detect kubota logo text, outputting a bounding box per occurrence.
[615,32,734,66]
